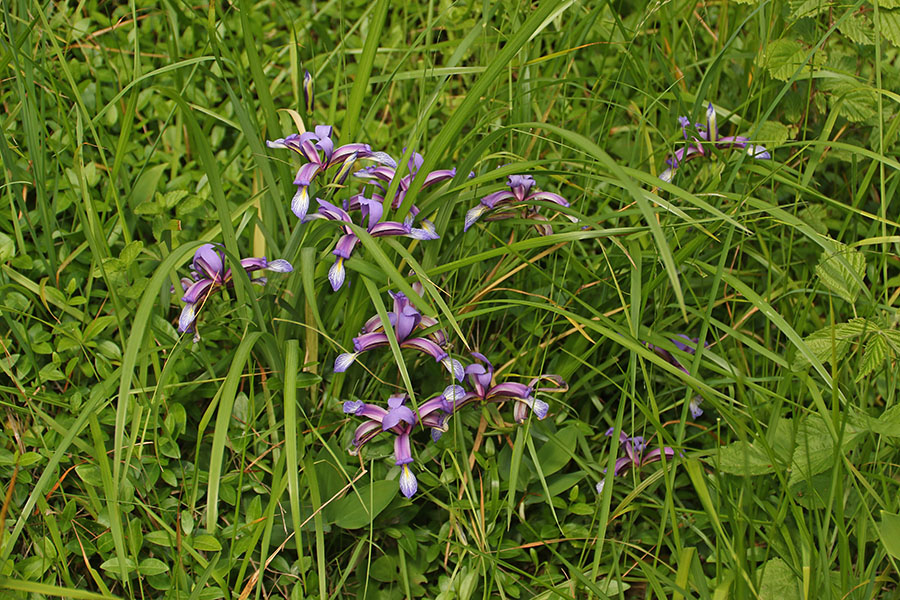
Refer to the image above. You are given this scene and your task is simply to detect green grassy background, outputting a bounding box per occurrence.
[1,0,899,598]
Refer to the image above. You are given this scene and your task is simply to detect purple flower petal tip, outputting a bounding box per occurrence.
[334,352,357,372]
[532,399,549,420]
[343,400,364,415]
[329,257,346,291]
[266,259,293,273]
[595,479,605,495]
[178,303,197,333]
[399,464,418,498]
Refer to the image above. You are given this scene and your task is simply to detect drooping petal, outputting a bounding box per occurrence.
[689,397,703,419]
[294,161,323,187]
[398,463,418,498]
[181,278,215,304]
[368,151,397,168]
[705,102,718,143]
[464,205,488,232]
[331,143,372,166]
[349,420,383,451]
[264,259,293,273]
[334,352,358,372]
[400,336,448,363]
[369,220,410,237]
[328,257,346,291]
[178,303,197,333]
[420,168,456,188]
[442,357,465,382]
[512,397,549,423]
[486,382,532,401]
[409,219,440,240]
[744,144,771,159]
[291,186,311,220]
[331,151,358,185]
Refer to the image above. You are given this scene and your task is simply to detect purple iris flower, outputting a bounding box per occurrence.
[177,243,292,334]
[267,126,392,221]
[659,102,771,182]
[343,386,461,497]
[464,174,571,234]
[307,196,435,291]
[646,334,706,375]
[595,428,677,494]
[354,150,456,213]
[334,291,464,381]
[446,353,567,423]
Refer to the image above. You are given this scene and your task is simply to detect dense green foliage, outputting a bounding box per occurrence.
[2,0,900,598]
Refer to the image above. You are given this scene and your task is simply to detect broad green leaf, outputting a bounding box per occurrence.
[717,441,778,476]
[789,415,862,486]
[879,511,900,558]
[0,233,14,262]
[532,426,579,478]
[328,480,397,530]
[758,558,801,600]
[138,558,169,576]
[191,534,222,552]
[790,0,830,18]
[814,242,866,303]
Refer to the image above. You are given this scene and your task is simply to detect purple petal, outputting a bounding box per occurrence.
[181,278,215,304]
[480,190,516,210]
[178,303,197,333]
[641,446,676,466]
[400,337,448,363]
[193,244,225,281]
[265,259,292,273]
[507,175,535,201]
[291,186,311,220]
[328,257,346,291]
[464,205,488,232]
[391,292,421,341]
[486,382,532,401]
[527,191,570,208]
[398,464,417,498]
[334,352,358,372]
[333,233,359,259]
[689,397,703,419]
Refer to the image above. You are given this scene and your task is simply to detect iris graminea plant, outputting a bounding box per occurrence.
[464,174,571,234]
[659,102,771,182]
[595,428,677,494]
[337,289,568,497]
[177,243,292,335]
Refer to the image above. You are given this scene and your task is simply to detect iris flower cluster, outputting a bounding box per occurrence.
[177,243,292,335]
[338,290,567,497]
[659,102,772,182]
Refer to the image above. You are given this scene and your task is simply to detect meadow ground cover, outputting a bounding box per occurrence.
[1,0,900,598]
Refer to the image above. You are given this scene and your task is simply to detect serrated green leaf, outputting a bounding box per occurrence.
[838,12,875,45]
[133,200,163,216]
[793,318,880,370]
[857,334,889,381]
[880,9,900,47]
[758,39,825,81]
[790,0,830,18]
[826,80,878,122]
[754,121,791,147]
[158,189,189,209]
[814,243,866,303]
[119,240,143,265]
